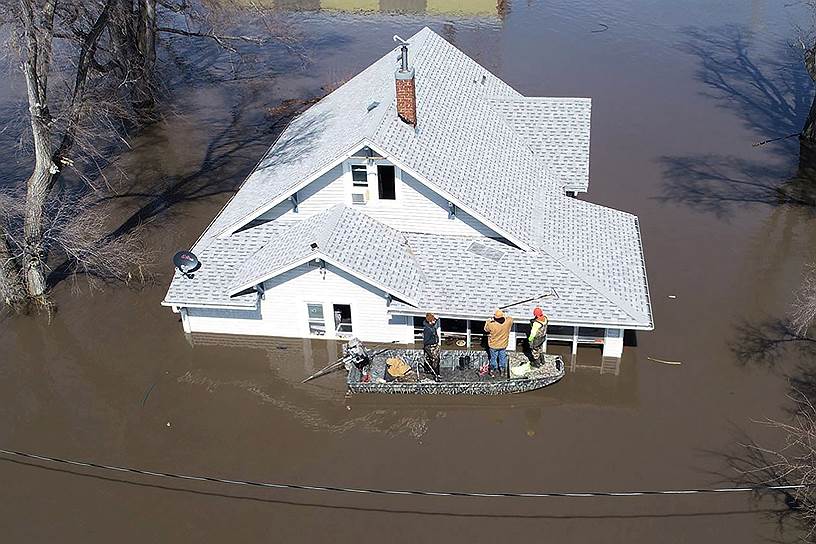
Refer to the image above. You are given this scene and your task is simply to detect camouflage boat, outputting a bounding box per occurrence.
[343,340,565,395]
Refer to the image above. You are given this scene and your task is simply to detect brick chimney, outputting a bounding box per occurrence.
[395,42,417,126]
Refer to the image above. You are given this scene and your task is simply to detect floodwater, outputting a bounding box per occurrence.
[1,0,814,541]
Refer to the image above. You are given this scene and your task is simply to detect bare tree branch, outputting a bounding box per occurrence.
[156,25,262,52]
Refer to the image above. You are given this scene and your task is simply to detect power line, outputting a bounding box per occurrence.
[0,447,805,499]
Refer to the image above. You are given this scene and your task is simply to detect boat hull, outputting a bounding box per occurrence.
[346,349,564,395]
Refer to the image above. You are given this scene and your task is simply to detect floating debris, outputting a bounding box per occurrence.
[647,357,682,366]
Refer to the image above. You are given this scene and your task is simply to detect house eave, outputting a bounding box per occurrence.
[363,140,535,251]
[387,307,653,330]
[216,138,370,239]
[161,299,259,311]
[228,251,421,308]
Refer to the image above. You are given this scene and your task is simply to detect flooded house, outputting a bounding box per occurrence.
[162,26,653,359]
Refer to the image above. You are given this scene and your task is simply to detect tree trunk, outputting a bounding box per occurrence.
[22,160,54,299]
[804,97,816,143]
[133,0,157,112]
[804,45,816,144]
[19,0,58,301]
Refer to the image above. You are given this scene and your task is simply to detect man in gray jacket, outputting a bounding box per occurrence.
[423,313,441,380]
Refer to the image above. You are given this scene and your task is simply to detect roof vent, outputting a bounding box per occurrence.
[367,101,379,112]
[467,241,505,262]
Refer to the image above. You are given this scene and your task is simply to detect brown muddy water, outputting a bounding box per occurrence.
[1,1,815,542]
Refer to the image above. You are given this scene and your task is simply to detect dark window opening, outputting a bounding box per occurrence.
[333,304,353,336]
[548,325,576,337]
[377,165,396,200]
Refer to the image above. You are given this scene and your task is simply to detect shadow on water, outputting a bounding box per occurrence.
[659,25,816,216]
[44,83,327,288]
[699,427,804,542]
[0,456,786,521]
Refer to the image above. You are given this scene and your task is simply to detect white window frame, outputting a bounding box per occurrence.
[306,302,327,337]
[343,159,401,206]
[332,303,354,338]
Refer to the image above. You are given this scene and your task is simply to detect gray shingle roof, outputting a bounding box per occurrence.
[229,205,425,304]
[389,233,648,328]
[538,198,652,324]
[163,27,653,330]
[202,27,583,250]
[163,221,290,309]
[489,97,591,192]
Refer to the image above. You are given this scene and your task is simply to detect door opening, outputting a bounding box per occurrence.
[333,304,353,336]
[377,165,396,200]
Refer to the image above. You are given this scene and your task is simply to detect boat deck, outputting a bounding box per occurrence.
[364,349,561,384]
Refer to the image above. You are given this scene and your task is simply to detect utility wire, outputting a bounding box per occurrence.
[0,447,806,499]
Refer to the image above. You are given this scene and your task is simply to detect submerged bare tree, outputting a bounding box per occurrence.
[0,0,298,310]
[727,394,816,541]
[799,1,816,143]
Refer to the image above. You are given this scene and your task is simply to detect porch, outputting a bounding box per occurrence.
[410,317,626,358]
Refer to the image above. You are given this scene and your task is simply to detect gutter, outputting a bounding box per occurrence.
[386,307,654,331]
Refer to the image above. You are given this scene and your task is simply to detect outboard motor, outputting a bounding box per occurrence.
[343,337,370,371]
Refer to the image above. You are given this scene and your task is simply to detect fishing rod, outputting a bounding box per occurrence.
[499,288,560,310]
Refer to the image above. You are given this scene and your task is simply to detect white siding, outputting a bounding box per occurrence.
[359,170,498,237]
[185,305,268,335]
[258,164,346,222]
[256,160,498,237]
[184,263,414,343]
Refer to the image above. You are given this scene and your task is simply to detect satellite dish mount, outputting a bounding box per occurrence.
[173,250,201,279]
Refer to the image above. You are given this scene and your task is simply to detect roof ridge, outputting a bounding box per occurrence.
[540,243,648,323]
[318,203,348,250]
[530,197,649,323]
[335,207,430,297]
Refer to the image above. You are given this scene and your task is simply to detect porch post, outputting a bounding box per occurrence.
[180,307,191,334]
[571,326,578,355]
[466,319,472,349]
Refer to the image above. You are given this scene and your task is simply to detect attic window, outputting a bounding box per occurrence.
[467,241,505,262]
[351,165,368,187]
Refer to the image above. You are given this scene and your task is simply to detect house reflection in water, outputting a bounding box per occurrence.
[245,0,507,18]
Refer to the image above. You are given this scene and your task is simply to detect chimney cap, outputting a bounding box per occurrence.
[393,35,411,73]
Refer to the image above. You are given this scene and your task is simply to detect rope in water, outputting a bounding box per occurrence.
[0,447,806,499]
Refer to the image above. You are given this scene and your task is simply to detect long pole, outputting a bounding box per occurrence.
[499,290,558,311]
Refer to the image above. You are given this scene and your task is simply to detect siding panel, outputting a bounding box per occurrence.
[257,162,499,238]
[258,164,346,222]
[186,263,414,343]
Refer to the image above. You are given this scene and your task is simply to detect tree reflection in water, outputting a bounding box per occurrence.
[660,26,816,216]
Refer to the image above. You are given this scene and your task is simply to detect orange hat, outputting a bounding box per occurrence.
[533,307,544,318]
[494,309,504,319]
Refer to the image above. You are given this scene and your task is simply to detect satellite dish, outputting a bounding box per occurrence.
[173,250,200,278]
